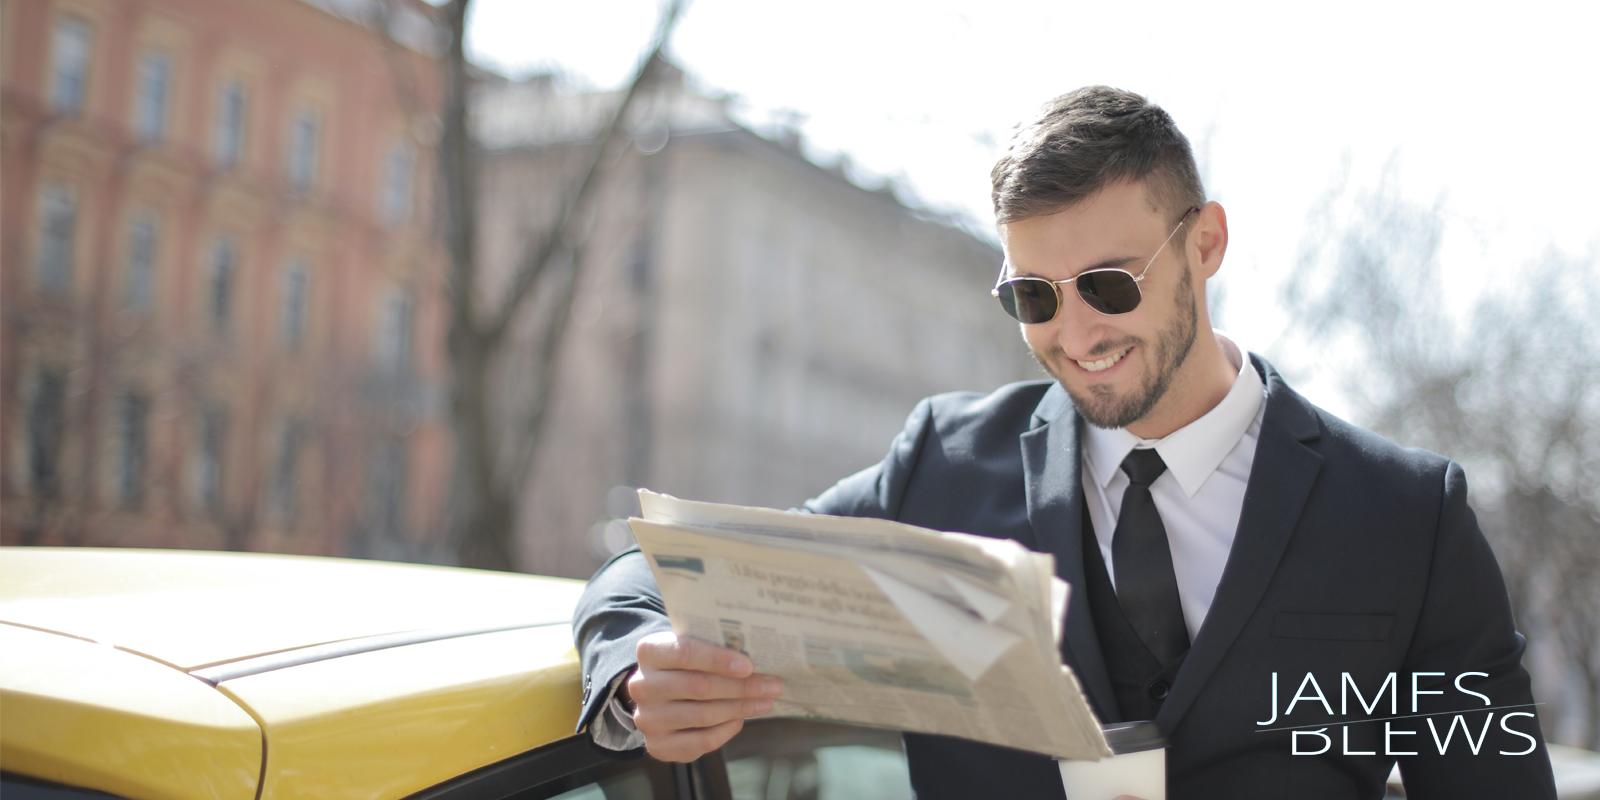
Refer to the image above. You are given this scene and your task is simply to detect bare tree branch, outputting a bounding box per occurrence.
[481,0,688,346]
[432,0,691,570]
[1279,169,1600,746]
[439,0,478,333]
[507,246,583,495]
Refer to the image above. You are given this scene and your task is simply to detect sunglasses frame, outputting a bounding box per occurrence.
[992,205,1200,321]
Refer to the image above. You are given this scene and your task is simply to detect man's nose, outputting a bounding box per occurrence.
[1052,291,1111,354]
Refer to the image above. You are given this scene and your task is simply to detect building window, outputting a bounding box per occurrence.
[135,51,172,142]
[196,405,227,513]
[272,421,301,521]
[280,260,309,351]
[208,239,236,330]
[381,142,413,226]
[376,290,414,374]
[125,211,159,310]
[286,107,319,193]
[36,184,77,294]
[51,17,92,115]
[117,393,149,507]
[28,371,67,496]
[214,80,247,169]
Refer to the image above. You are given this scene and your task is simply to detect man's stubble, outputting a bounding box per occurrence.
[1031,262,1200,430]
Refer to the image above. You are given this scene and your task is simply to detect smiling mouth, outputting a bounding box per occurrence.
[1076,347,1132,373]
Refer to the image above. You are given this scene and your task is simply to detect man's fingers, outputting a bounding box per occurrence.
[629,633,782,763]
[636,632,753,677]
[630,668,783,704]
[634,697,774,734]
[644,718,746,763]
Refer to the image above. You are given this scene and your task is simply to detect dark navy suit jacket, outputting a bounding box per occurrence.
[572,356,1556,799]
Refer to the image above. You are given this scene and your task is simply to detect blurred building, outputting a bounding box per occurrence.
[0,0,452,560]
[475,68,1041,579]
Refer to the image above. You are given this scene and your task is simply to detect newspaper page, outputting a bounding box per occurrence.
[629,490,1111,761]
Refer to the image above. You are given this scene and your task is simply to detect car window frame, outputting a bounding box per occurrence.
[407,719,910,800]
[402,734,732,800]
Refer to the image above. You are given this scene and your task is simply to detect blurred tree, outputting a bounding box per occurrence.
[430,0,687,571]
[1279,165,1600,748]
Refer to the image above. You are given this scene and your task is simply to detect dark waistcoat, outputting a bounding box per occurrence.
[1080,500,1188,723]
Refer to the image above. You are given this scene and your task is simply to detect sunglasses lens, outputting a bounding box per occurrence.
[1075,270,1142,315]
[997,279,1059,324]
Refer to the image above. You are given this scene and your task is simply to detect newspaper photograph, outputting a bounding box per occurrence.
[629,490,1112,761]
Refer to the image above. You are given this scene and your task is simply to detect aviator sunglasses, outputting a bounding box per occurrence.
[992,205,1200,321]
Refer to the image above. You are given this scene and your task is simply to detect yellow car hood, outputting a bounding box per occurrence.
[1,548,591,800]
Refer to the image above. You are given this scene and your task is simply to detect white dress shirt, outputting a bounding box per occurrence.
[592,669,646,750]
[1080,331,1265,640]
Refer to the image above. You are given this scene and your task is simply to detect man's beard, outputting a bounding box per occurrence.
[1032,263,1199,430]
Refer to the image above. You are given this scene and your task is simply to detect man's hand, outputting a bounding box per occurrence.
[627,631,785,762]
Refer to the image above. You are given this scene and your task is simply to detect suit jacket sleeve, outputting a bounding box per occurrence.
[571,548,670,751]
[1396,460,1557,798]
[569,396,938,741]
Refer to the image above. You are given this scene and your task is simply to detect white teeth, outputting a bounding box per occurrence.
[1076,348,1129,372]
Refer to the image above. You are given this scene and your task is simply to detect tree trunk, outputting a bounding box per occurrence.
[448,329,515,571]
[434,0,687,573]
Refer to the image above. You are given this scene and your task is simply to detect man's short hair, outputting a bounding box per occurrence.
[991,86,1206,225]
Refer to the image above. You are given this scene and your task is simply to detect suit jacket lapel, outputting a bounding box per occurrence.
[1156,355,1325,731]
[1021,383,1119,721]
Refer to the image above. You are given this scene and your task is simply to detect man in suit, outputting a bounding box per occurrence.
[571,86,1557,798]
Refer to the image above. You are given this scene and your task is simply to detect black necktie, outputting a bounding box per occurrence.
[1112,449,1190,665]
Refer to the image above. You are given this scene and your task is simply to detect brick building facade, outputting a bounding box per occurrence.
[1,0,452,559]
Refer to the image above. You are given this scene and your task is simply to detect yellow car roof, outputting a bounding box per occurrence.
[0,548,589,800]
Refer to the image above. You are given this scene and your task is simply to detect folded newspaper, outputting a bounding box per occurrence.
[629,490,1112,761]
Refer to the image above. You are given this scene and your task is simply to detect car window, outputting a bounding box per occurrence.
[536,768,655,800]
[406,736,680,800]
[720,720,911,800]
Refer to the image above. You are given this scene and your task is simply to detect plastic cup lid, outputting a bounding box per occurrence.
[1103,721,1167,754]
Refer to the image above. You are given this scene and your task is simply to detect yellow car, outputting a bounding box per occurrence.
[0,548,911,800]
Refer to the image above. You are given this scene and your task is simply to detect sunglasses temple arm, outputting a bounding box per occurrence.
[1136,206,1200,280]
[992,262,1012,290]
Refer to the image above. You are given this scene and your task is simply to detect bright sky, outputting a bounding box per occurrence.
[467,0,1600,413]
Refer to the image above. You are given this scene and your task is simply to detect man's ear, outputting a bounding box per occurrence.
[1191,202,1228,280]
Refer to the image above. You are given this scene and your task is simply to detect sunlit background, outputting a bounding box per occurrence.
[470,0,1600,387]
[2,0,1596,759]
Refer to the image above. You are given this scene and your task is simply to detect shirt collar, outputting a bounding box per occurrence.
[1082,331,1265,498]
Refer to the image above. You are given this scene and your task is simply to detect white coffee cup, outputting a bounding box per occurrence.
[1057,721,1166,800]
